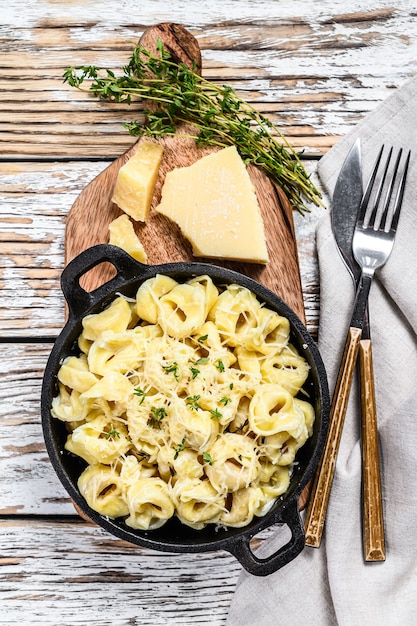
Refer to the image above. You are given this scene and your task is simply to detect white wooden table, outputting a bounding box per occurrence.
[1,1,416,623]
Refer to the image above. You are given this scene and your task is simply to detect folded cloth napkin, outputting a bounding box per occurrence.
[226,74,417,625]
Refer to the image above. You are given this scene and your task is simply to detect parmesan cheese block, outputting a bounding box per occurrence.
[108,214,147,263]
[155,146,269,264]
[112,141,164,222]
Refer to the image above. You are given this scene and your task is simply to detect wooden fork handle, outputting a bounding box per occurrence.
[304,326,361,547]
[359,338,386,561]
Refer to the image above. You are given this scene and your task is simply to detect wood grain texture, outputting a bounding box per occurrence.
[0,343,68,516]
[359,338,385,561]
[1,1,416,160]
[0,518,241,625]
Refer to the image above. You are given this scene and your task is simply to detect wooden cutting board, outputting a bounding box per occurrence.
[65,22,310,515]
[65,22,305,324]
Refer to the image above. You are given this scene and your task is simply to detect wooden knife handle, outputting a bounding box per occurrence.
[359,338,386,561]
[304,326,362,547]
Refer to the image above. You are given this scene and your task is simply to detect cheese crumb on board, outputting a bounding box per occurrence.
[155,146,269,264]
[112,141,164,222]
[108,214,147,263]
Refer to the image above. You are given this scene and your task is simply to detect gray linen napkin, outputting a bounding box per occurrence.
[226,74,417,625]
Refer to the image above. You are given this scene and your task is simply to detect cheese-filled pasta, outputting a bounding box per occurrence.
[248,383,306,438]
[172,476,225,529]
[205,433,260,492]
[82,297,133,341]
[208,284,260,347]
[260,343,310,395]
[57,355,99,394]
[157,446,204,483]
[135,275,178,324]
[51,384,90,423]
[51,275,315,531]
[65,414,131,465]
[78,464,129,518]
[220,486,264,528]
[125,477,175,530]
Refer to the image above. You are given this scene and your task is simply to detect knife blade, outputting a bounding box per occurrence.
[304,139,385,560]
[331,138,363,281]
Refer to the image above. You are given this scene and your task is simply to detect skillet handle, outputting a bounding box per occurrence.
[61,244,150,319]
[228,499,305,576]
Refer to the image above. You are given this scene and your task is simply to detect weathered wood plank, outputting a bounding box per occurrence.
[0,518,241,625]
[0,343,70,515]
[0,160,101,337]
[1,2,416,158]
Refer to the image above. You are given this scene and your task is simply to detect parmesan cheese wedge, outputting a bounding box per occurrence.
[112,141,164,222]
[155,146,269,264]
[108,214,147,263]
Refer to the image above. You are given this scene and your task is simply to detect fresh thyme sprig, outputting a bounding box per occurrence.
[162,361,180,381]
[105,428,120,440]
[189,366,200,379]
[202,451,214,465]
[185,394,202,411]
[63,40,323,214]
[133,387,147,404]
[210,408,223,420]
[173,437,187,460]
[148,406,167,429]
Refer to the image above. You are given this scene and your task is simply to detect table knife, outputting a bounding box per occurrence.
[304,139,385,560]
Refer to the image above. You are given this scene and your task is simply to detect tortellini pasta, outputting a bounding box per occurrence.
[52,275,315,531]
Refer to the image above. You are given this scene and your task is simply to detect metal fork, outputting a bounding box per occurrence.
[352,147,410,316]
[305,146,411,549]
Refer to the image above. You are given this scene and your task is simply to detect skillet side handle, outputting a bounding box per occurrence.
[228,499,305,577]
[61,244,150,320]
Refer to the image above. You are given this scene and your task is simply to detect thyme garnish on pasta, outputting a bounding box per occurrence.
[105,428,120,440]
[148,406,167,429]
[52,276,315,531]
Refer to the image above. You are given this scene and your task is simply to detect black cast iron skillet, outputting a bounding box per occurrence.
[41,244,330,576]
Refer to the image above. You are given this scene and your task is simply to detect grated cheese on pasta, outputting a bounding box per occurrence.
[51,275,314,531]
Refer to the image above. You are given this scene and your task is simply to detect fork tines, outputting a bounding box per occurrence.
[358,145,411,232]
